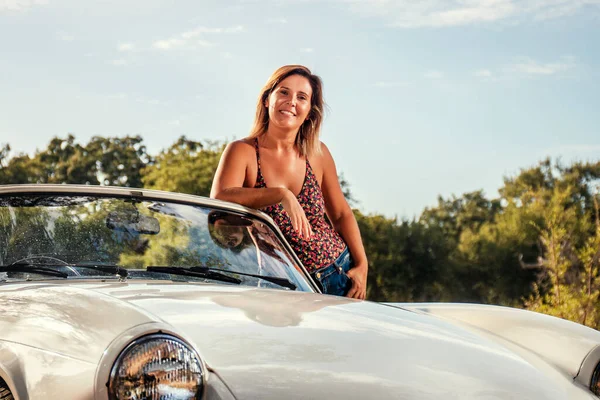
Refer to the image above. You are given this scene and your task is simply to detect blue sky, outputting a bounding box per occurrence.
[1,0,599,219]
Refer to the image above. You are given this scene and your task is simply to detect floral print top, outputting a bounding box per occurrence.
[254,138,346,273]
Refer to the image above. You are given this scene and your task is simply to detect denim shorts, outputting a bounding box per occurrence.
[310,247,354,296]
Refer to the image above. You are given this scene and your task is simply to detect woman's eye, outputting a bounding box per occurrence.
[280,90,288,95]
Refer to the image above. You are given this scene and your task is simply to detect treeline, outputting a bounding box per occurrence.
[1,135,599,329]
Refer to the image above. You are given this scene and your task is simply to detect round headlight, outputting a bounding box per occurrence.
[108,333,204,400]
[592,361,600,397]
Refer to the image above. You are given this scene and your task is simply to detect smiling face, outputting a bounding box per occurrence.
[265,74,313,132]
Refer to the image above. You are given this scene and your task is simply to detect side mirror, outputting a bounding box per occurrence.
[106,210,160,235]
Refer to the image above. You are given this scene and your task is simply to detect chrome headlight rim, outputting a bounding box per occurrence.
[108,332,204,400]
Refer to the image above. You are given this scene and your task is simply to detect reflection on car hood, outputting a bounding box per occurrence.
[0,282,589,399]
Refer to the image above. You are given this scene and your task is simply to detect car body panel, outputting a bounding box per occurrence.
[1,184,599,399]
[0,283,157,364]
[2,281,598,399]
[0,341,96,400]
[393,303,600,378]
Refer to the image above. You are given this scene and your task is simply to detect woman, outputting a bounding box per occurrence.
[210,65,368,299]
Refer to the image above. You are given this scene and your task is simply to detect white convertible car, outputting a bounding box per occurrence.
[0,184,599,400]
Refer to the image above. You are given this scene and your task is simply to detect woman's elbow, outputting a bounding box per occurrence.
[210,187,228,200]
[331,205,354,226]
[213,187,244,204]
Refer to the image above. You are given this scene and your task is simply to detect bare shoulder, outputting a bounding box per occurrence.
[316,141,336,167]
[226,138,256,154]
[212,138,258,194]
[221,138,255,163]
[310,141,336,184]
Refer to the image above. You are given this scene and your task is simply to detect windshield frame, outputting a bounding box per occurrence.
[0,184,321,293]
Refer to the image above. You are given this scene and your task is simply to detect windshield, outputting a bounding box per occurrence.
[0,194,313,292]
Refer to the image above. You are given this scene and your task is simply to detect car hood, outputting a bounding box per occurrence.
[0,282,588,399]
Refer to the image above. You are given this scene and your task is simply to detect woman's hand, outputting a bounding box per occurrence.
[346,263,368,300]
[281,189,313,239]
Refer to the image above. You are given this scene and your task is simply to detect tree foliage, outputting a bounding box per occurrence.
[524,188,600,329]
[0,135,148,186]
[142,136,224,197]
[1,135,599,329]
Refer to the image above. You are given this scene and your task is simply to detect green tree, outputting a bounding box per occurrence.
[142,136,224,196]
[576,196,600,328]
[524,189,600,329]
[35,135,98,184]
[420,190,501,245]
[86,135,149,187]
[356,210,452,302]
[0,135,150,186]
[0,144,36,184]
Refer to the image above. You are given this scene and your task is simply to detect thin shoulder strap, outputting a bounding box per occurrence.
[254,137,261,168]
[253,137,267,188]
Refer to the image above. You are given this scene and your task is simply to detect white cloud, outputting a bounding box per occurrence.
[0,0,47,13]
[57,32,74,42]
[181,25,244,39]
[424,70,444,79]
[372,81,410,88]
[474,69,493,77]
[474,68,499,82]
[527,0,600,20]
[153,38,214,50]
[300,47,314,53]
[332,0,600,28]
[118,43,135,52]
[153,38,186,50]
[135,97,165,106]
[109,59,128,66]
[509,56,576,75]
[153,25,243,51]
[196,39,214,47]
[268,17,288,24]
[542,144,600,157]
[473,56,576,81]
[107,93,128,100]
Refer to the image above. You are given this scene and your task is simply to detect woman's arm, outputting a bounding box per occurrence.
[210,141,313,238]
[210,141,284,207]
[319,143,368,300]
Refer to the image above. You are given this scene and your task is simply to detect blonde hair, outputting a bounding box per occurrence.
[249,65,325,157]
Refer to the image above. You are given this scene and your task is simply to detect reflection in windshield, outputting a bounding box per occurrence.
[0,195,312,291]
[207,211,304,286]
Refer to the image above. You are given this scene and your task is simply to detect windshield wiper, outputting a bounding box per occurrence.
[71,263,129,278]
[190,266,297,290]
[146,266,242,285]
[146,266,296,289]
[0,264,68,278]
